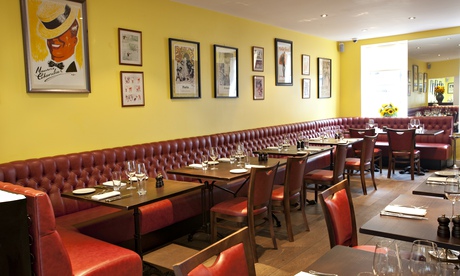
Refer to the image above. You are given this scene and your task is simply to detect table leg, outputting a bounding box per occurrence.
[133,207,142,257]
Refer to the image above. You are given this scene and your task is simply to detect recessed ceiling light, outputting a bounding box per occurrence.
[361,29,368,32]
[320,14,328,18]
[408,17,416,20]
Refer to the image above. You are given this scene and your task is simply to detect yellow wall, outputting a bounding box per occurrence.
[340,27,460,117]
[1,0,341,163]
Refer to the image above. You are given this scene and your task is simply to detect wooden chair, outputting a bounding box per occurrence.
[271,154,309,242]
[173,227,256,276]
[349,128,383,174]
[386,128,420,180]
[303,143,348,203]
[345,134,378,195]
[210,163,279,263]
[319,179,375,252]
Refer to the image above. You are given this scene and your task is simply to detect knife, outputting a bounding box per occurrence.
[105,194,132,202]
[380,211,428,220]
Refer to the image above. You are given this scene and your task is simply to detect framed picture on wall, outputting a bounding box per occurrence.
[275,38,293,86]
[253,76,264,100]
[423,72,428,93]
[252,46,264,72]
[168,38,201,99]
[214,45,238,98]
[412,65,419,92]
[118,28,142,66]
[317,57,332,98]
[302,55,310,75]
[448,83,454,94]
[20,0,91,93]
[120,71,144,107]
[302,78,311,99]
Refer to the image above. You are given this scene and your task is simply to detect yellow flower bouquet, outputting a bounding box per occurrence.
[379,103,398,117]
[434,86,445,94]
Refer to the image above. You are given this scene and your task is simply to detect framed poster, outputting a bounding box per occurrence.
[120,71,144,107]
[412,65,419,92]
[168,38,201,99]
[252,46,264,72]
[253,76,264,100]
[302,55,310,75]
[448,83,454,94]
[214,45,238,98]
[275,38,293,86]
[20,0,91,93]
[317,57,332,98]
[118,28,142,66]
[302,78,311,99]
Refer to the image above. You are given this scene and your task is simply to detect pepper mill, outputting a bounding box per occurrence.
[452,215,460,238]
[155,173,164,188]
[437,214,450,238]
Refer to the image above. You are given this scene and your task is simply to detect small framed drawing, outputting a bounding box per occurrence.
[253,76,265,100]
[302,55,310,75]
[423,72,428,93]
[317,57,332,98]
[412,65,418,92]
[302,78,311,99]
[118,28,142,66]
[168,38,201,99]
[20,0,91,93]
[214,45,238,98]
[275,38,293,86]
[120,71,144,107]
[252,46,264,72]
[448,83,454,94]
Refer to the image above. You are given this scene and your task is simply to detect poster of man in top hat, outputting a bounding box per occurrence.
[20,0,90,92]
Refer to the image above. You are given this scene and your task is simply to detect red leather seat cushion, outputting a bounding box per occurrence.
[304,169,333,182]
[345,157,360,167]
[210,197,267,217]
[271,184,299,201]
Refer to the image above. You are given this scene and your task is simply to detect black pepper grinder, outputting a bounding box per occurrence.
[437,214,450,238]
[156,173,164,188]
[452,215,460,238]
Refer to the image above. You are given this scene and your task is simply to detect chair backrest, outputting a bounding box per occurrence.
[361,135,377,165]
[173,227,256,276]
[386,128,416,152]
[333,144,348,182]
[349,128,376,152]
[248,162,279,211]
[319,179,358,248]
[284,155,309,197]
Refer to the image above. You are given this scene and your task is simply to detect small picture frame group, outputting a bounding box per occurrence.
[253,76,265,100]
[302,78,311,99]
[214,45,239,98]
[252,46,264,72]
[120,71,144,107]
[302,55,310,75]
[317,57,332,98]
[275,38,293,86]
[118,28,142,66]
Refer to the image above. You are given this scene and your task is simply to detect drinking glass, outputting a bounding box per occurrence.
[209,147,218,170]
[277,140,283,152]
[111,171,122,191]
[229,150,236,164]
[409,118,415,129]
[368,119,375,129]
[414,119,420,130]
[373,240,402,276]
[409,240,439,275]
[444,182,460,219]
[201,155,209,170]
[136,163,147,195]
[125,160,136,190]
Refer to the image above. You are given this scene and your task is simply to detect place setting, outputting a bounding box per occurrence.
[379,204,428,220]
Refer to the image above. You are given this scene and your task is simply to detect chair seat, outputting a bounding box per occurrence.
[210,197,267,217]
[271,184,300,201]
[393,150,420,158]
[345,157,360,167]
[354,148,382,156]
[304,169,334,182]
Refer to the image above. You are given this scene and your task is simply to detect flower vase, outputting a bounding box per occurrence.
[436,93,444,104]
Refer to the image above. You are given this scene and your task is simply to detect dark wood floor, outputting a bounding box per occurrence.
[146,167,444,275]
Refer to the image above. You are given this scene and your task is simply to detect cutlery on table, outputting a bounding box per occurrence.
[105,194,132,202]
[308,270,338,276]
[380,211,428,220]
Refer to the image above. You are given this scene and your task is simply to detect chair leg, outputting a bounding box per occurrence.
[360,168,367,195]
[300,189,310,232]
[387,157,392,179]
[267,205,277,250]
[248,214,258,263]
[379,157,383,174]
[210,211,217,243]
[371,163,377,191]
[283,199,294,242]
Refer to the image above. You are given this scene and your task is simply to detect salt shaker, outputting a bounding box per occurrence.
[452,215,460,238]
[437,214,450,238]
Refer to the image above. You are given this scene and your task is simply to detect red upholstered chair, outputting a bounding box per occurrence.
[271,154,309,242]
[387,128,420,180]
[210,163,279,263]
[349,128,383,174]
[303,144,348,203]
[173,227,256,276]
[319,179,375,252]
[345,134,378,195]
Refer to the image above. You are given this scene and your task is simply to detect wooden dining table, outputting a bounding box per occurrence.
[360,194,460,251]
[412,172,456,198]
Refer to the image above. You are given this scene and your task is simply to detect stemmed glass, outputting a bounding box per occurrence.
[368,119,375,129]
[409,240,439,275]
[125,160,136,190]
[135,163,147,195]
[444,181,460,219]
[373,240,402,276]
[209,147,218,170]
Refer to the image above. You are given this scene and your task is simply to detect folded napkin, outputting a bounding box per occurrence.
[266,146,279,150]
[383,204,427,217]
[218,158,230,162]
[297,151,307,154]
[307,148,323,152]
[294,272,315,276]
[309,138,321,141]
[427,176,449,183]
[189,164,203,168]
[91,191,120,201]
[102,181,126,187]
[245,164,266,169]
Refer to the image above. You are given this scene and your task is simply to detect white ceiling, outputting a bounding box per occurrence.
[171,0,460,62]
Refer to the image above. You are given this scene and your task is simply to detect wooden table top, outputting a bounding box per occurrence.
[61,179,203,210]
[253,145,332,156]
[308,137,362,146]
[360,194,460,250]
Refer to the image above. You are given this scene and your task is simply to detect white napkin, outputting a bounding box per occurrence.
[245,164,266,169]
[297,151,307,154]
[383,205,427,216]
[218,158,230,162]
[266,146,279,150]
[307,148,323,152]
[309,137,321,141]
[102,181,126,187]
[189,164,203,168]
[91,191,120,201]
[427,176,449,183]
[294,272,315,276]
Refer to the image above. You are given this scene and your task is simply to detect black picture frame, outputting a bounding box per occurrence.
[275,38,293,86]
[214,45,238,98]
[317,57,332,98]
[118,28,142,66]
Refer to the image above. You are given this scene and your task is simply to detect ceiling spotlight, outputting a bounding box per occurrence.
[408,16,416,20]
[320,14,328,18]
[361,29,368,32]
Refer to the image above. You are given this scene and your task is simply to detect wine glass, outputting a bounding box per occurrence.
[136,163,147,195]
[209,147,218,170]
[409,240,440,275]
[125,160,136,190]
[414,119,421,131]
[368,119,375,129]
[444,182,460,219]
[373,240,402,276]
